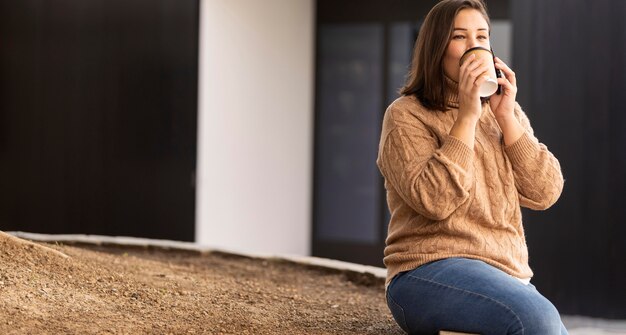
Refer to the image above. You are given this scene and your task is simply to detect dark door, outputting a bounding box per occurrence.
[312,21,415,267]
[312,0,511,266]
[0,0,199,241]
[312,1,428,267]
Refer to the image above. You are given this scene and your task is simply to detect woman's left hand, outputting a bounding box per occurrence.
[489,57,517,120]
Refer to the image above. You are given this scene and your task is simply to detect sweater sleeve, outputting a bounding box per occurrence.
[504,102,564,210]
[376,106,474,221]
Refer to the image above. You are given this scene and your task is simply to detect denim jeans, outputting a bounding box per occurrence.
[386,258,568,335]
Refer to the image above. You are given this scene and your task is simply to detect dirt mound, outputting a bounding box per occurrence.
[0,232,402,334]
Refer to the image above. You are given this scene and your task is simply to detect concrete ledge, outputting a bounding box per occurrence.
[7,231,386,281]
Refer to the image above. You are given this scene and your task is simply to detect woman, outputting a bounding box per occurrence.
[376,0,567,334]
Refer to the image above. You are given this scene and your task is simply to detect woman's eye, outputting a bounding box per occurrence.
[453,35,465,40]
[478,35,488,40]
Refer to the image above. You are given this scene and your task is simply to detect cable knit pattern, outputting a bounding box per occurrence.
[376,92,564,287]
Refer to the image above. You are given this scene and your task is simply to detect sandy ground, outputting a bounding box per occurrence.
[0,232,403,334]
[3,232,625,335]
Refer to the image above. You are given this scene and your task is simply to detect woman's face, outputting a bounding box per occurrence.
[443,9,491,82]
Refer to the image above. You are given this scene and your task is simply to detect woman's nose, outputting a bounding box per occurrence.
[467,39,480,48]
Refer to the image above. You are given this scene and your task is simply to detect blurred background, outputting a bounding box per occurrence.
[1,0,624,320]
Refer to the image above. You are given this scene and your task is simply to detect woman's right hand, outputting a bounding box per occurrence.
[457,54,490,122]
[449,53,490,150]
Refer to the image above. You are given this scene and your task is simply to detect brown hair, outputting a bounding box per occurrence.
[400,0,491,111]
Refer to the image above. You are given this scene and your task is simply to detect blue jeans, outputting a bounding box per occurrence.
[386,258,568,335]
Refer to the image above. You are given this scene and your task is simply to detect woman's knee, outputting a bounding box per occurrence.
[510,293,564,335]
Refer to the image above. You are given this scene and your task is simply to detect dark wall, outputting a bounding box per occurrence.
[512,0,626,318]
[0,0,199,241]
[317,0,510,22]
[313,0,626,319]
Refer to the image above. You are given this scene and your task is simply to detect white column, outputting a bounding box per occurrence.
[196,0,314,255]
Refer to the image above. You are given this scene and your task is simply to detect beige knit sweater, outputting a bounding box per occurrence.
[376,84,564,286]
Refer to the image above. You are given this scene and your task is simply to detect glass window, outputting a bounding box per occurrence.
[315,24,384,243]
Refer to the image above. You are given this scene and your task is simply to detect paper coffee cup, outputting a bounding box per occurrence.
[459,47,498,97]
